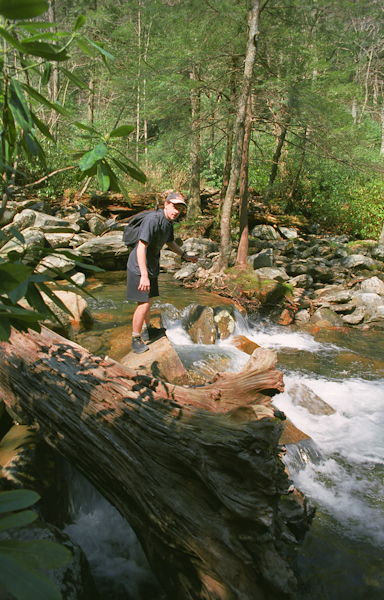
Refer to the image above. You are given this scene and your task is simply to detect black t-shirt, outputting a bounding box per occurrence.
[127,209,174,277]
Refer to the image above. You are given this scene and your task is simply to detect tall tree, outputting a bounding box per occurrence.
[217,0,259,271]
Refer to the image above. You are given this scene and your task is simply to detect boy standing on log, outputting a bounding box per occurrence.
[127,192,198,354]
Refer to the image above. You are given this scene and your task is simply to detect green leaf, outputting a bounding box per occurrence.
[20,41,70,62]
[109,125,135,138]
[72,121,100,136]
[84,36,114,61]
[111,156,147,184]
[9,79,33,133]
[97,161,110,192]
[18,21,55,32]
[24,132,39,157]
[0,550,63,600]
[0,490,40,514]
[0,304,44,321]
[21,31,66,43]
[7,279,29,304]
[75,37,96,57]
[0,316,11,341]
[0,27,26,53]
[102,161,130,201]
[58,66,88,90]
[36,282,74,318]
[79,142,108,171]
[0,539,72,569]
[0,510,38,532]
[41,61,51,86]
[0,0,48,20]
[19,83,71,117]
[24,282,50,317]
[0,263,32,295]
[74,15,86,31]
[31,111,56,142]
[8,227,25,244]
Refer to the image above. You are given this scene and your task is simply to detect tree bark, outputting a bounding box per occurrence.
[187,67,202,220]
[218,1,259,270]
[264,116,290,205]
[0,326,300,600]
[236,96,253,265]
[219,56,238,210]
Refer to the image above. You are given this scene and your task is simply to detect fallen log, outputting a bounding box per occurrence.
[0,326,300,600]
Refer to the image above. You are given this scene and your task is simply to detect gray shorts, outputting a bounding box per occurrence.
[126,269,159,303]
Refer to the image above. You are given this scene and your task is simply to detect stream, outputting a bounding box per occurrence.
[63,271,383,600]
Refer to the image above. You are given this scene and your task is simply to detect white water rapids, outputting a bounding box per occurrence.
[64,291,384,600]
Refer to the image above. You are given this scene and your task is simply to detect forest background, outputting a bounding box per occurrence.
[2,0,384,244]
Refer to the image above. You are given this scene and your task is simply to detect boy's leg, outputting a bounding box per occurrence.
[132,299,152,335]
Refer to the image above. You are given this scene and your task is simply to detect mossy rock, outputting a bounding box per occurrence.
[224,265,293,306]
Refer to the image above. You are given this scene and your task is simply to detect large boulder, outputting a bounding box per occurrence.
[35,253,77,278]
[371,244,384,262]
[0,227,46,258]
[342,254,381,271]
[250,224,281,240]
[214,308,236,340]
[247,248,274,269]
[181,237,218,257]
[360,276,384,295]
[75,234,129,270]
[183,305,217,344]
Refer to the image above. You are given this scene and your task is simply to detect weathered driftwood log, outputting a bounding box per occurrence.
[0,327,299,600]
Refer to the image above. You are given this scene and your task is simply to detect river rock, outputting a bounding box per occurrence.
[248,248,274,269]
[254,266,289,282]
[289,274,314,289]
[294,309,311,324]
[312,286,353,304]
[353,291,384,323]
[181,237,218,257]
[229,335,260,355]
[160,249,181,271]
[174,262,199,280]
[35,253,76,278]
[250,224,281,240]
[121,335,193,385]
[87,215,109,236]
[45,232,75,248]
[310,307,344,327]
[342,307,365,325]
[69,232,95,248]
[278,226,298,239]
[50,291,94,328]
[360,276,384,295]
[75,233,129,270]
[288,382,335,415]
[214,308,236,339]
[371,244,384,262]
[341,254,381,270]
[0,521,99,600]
[0,206,16,227]
[70,272,86,286]
[184,305,216,344]
[0,226,46,258]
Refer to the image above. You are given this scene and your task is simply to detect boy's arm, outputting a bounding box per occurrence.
[136,240,151,291]
[167,240,198,263]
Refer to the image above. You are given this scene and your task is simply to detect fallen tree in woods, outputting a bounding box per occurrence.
[0,326,311,600]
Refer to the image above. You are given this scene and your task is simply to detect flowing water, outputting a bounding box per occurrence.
[63,272,384,600]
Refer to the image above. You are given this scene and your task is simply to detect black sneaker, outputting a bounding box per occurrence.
[131,337,149,354]
[142,325,166,343]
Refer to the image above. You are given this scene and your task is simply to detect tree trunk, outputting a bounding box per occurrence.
[264,116,290,205]
[0,326,301,600]
[217,1,259,270]
[187,67,202,220]
[285,127,308,213]
[220,57,238,210]
[236,97,253,265]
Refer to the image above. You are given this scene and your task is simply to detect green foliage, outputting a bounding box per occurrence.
[0,0,145,204]
[0,489,72,600]
[0,226,103,342]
